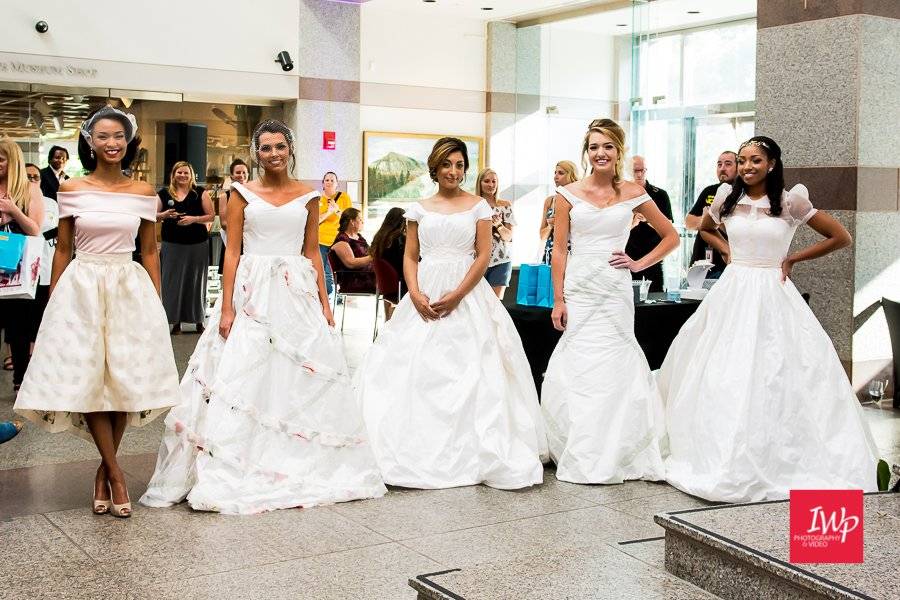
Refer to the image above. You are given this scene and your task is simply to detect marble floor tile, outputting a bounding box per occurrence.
[551,475,677,506]
[0,458,148,520]
[413,544,717,600]
[132,542,437,600]
[44,503,387,587]
[614,537,666,570]
[402,505,661,567]
[332,478,594,540]
[605,489,716,522]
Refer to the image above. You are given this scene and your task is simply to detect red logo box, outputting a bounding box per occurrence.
[789,489,863,563]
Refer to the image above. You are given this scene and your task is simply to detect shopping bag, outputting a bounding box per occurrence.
[0,235,42,299]
[517,263,554,308]
[516,263,538,306]
[0,230,27,273]
[535,264,554,308]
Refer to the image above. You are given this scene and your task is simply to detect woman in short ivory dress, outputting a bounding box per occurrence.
[15,107,180,518]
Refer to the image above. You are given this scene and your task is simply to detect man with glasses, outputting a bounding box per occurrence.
[39,145,69,200]
[685,151,737,277]
[625,155,673,292]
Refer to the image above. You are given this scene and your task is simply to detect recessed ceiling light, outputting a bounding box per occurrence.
[616,23,628,27]
[687,10,700,14]
[423,0,436,3]
[481,6,493,9]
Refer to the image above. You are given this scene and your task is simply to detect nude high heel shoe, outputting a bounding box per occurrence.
[108,482,132,518]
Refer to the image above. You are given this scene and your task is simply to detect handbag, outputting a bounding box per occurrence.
[0,234,42,299]
[0,229,27,273]
[516,263,554,308]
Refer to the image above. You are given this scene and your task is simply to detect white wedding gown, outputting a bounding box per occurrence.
[357,199,548,490]
[658,183,880,502]
[541,186,666,484]
[141,182,386,514]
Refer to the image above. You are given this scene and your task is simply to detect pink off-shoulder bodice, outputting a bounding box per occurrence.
[58,191,156,254]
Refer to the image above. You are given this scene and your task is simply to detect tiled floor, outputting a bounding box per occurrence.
[1,296,898,599]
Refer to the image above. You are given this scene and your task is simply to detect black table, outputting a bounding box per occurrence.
[505,292,700,396]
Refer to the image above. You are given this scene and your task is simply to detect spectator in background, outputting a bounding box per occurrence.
[24,163,59,365]
[217,158,249,274]
[156,161,215,334]
[685,150,736,277]
[318,171,352,300]
[625,155,673,292]
[0,138,45,392]
[39,145,69,200]
[369,206,406,320]
[476,168,515,299]
[540,161,579,263]
[329,207,375,294]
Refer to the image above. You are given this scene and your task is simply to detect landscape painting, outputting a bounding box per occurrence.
[362,131,484,224]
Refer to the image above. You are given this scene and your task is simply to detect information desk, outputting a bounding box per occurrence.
[505,293,700,396]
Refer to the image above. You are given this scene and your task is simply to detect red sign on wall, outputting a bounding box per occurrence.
[323,131,336,150]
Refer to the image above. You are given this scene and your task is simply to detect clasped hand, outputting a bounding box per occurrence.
[411,291,461,321]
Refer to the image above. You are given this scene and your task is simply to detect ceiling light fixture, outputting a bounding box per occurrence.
[481,6,493,9]
[687,10,700,14]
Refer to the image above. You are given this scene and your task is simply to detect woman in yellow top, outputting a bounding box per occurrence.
[318,171,352,298]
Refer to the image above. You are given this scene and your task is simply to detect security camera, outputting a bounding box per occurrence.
[275,51,294,72]
[35,20,49,33]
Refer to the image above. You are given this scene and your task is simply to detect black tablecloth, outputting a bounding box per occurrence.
[505,293,700,396]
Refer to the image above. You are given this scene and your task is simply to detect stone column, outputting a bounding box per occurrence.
[289,0,362,199]
[756,0,900,396]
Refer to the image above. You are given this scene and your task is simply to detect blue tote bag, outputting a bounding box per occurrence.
[516,263,554,308]
[0,230,27,273]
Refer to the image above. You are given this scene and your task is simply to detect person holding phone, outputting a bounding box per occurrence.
[318,171,352,299]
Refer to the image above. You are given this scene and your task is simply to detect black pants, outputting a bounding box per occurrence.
[1,286,49,385]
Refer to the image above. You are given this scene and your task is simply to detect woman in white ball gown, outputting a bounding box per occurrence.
[541,118,679,485]
[141,120,386,514]
[358,137,547,490]
[658,136,880,502]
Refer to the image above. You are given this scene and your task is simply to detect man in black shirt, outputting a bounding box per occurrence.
[685,150,736,277]
[39,146,69,200]
[625,155,673,292]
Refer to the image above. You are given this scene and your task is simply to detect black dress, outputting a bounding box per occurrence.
[158,187,209,325]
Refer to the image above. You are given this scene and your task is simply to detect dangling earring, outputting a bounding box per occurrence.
[767,168,773,173]
[90,148,95,159]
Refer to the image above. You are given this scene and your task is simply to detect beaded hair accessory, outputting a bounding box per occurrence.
[250,119,296,157]
[739,139,770,151]
[79,106,138,145]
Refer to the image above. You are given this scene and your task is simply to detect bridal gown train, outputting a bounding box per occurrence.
[541,186,666,484]
[658,183,879,502]
[141,182,386,514]
[357,199,548,490]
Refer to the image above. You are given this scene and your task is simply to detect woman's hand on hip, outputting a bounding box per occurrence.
[609,250,637,271]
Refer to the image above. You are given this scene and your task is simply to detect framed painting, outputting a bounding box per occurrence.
[362,131,484,224]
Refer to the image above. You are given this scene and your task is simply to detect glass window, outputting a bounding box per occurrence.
[682,21,756,106]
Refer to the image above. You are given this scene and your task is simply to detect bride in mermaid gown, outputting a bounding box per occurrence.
[357,137,547,490]
[141,121,385,514]
[541,119,679,484]
[658,136,879,502]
